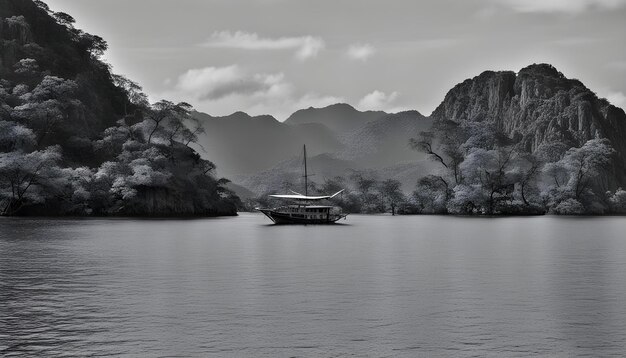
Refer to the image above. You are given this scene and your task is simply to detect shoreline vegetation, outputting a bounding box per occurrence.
[245,65,626,216]
[2,0,626,218]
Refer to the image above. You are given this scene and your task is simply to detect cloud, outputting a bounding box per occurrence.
[174,65,287,101]
[491,0,626,13]
[164,65,342,119]
[347,43,376,61]
[201,31,325,60]
[358,90,400,111]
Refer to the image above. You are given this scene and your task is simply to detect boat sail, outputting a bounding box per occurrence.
[257,145,348,224]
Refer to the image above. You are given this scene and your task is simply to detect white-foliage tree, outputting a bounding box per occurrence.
[608,189,626,213]
[12,76,81,146]
[540,138,615,213]
[0,146,62,215]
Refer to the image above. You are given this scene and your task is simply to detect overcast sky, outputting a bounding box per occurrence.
[46,0,626,119]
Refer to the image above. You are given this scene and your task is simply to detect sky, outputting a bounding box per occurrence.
[45,0,626,119]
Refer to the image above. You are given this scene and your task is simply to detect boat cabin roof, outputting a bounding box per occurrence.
[269,189,344,201]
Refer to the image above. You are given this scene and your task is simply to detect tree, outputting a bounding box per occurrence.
[162,104,198,147]
[112,75,148,116]
[410,131,448,169]
[539,139,615,212]
[53,12,76,27]
[458,147,517,214]
[78,33,108,58]
[516,153,541,206]
[181,117,205,147]
[349,171,379,212]
[447,184,487,214]
[13,58,40,76]
[410,119,466,185]
[542,161,569,188]
[33,0,51,12]
[0,120,36,152]
[551,198,585,215]
[0,146,62,215]
[94,119,142,157]
[562,139,615,200]
[608,188,626,213]
[12,76,81,147]
[379,179,404,215]
[413,174,449,213]
[144,100,193,144]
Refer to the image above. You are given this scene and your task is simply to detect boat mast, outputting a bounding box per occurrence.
[303,144,308,196]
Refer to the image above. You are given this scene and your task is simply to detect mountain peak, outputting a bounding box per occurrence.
[325,102,357,111]
[518,63,564,79]
[431,63,626,183]
[193,111,281,127]
[229,111,252,119]
[394,109,424,117]
[284,102,389,133]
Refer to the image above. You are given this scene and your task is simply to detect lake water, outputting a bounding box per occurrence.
[1,213,625,357]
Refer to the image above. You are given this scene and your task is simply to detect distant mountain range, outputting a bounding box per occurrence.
[192,105,434,197]
[284,103,388,133]
[193,63,626,198]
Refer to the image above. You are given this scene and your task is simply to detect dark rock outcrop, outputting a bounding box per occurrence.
[431,63,626,184]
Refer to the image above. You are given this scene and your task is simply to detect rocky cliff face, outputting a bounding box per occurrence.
[431,63,626,182]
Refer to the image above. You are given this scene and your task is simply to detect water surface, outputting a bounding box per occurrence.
[1,214,625,357]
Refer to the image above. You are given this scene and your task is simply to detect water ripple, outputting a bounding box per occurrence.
[1,214,625,357]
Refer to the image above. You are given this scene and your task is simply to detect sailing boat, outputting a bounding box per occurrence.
[257,145,347,224]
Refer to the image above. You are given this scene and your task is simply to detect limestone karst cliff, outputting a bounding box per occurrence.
[431,63,626,185]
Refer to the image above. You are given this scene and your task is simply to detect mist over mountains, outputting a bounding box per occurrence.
[192,104,434,195]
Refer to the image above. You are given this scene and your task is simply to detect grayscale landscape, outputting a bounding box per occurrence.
[1,0,625,356]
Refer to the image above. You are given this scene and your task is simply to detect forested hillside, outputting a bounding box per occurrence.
[410,64,626,215]
[0,0,239,216]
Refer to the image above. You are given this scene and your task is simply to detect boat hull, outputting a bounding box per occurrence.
[258,209,345,225]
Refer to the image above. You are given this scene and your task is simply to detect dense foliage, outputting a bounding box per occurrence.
[250,117,626,216]
[0,0,239,216]
[406,119,626,215]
